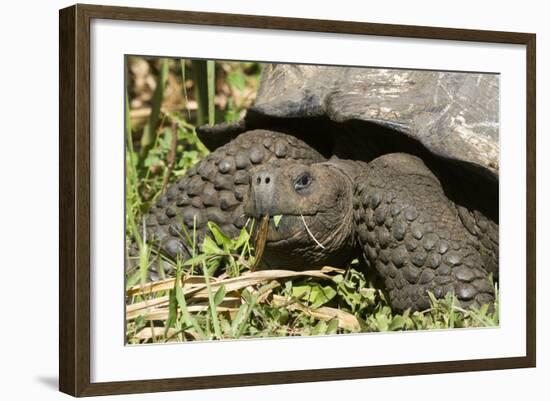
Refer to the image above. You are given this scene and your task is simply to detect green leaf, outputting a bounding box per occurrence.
[284,280,293,294]
[313,287,336,308]
[202,235,223,255]
[206,259,221,277]
[220,316,231,334]
[389,315,406,331]
[291,285,309,299]
[360,288,377,304]
[174,272,206,339]
[138,242,150,285]
[214,285,227,306]
[165,289,177,332]
[478,303,489,317]
[182,253,210,267]
[273,214,282,228]
[327,318,339,334]
[241,289,253,305]
[202,261,222,339]
[230,302,249,337]
[125,271,140,290]
[374,313,390,331]
[278,308,289,325]
[227,70,246,90]
[233,226,250,250]
[312,320,327,336]
[160,128,173,150]
[292,284,337,308]
[207,222,232,249]
[143,153,161,168]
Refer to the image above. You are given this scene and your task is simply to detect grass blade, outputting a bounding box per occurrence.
[125,90,133,148]
[179,59,191,120]
[174,270,206,340]
[191,60,208,126]
[202,261,222,339]
[140,58,169,161]
[207,60,215,125]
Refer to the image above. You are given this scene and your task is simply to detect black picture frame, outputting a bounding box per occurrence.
[59,3,536,396]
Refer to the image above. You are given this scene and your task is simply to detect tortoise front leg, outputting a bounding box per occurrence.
[353,153,496,313]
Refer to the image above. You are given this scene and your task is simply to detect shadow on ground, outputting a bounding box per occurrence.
[36,376,58,391]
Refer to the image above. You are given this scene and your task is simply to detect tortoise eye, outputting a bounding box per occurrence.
[294,173,312,191]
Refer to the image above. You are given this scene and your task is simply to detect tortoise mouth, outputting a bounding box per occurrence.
[256,213,319,245]
[249,211,317,222]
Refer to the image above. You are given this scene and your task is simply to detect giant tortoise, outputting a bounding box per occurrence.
[131,64,499,313]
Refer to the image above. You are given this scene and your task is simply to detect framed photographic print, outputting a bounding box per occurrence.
[59,3,536,397]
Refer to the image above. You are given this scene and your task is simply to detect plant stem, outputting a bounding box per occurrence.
[207,60,215,126]
[140,58,169,163]
[202,261,222,339]
[191,60,208,126]
[179,59,192,121]
[160,120,178,194]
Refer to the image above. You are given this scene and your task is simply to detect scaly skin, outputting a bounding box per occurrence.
[353,153,496,312]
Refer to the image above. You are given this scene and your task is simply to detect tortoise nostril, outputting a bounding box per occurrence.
[254,172,272,185]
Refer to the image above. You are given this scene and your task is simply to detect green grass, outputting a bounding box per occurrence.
[125,219,499,343]
[125,57,499,344]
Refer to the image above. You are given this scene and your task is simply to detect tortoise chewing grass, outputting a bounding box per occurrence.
[128,65,499,314]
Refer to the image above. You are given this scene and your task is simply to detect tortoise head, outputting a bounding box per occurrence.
[244,160,358,269]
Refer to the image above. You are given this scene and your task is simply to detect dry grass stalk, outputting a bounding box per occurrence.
[126,267,349,334]
[134,327,179,341]
[128,268,337,300]
[272,294,361,332]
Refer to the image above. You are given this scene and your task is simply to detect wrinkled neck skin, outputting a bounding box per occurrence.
[256,158,362,270]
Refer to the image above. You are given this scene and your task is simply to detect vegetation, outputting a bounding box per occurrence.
[125,57,499,344]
